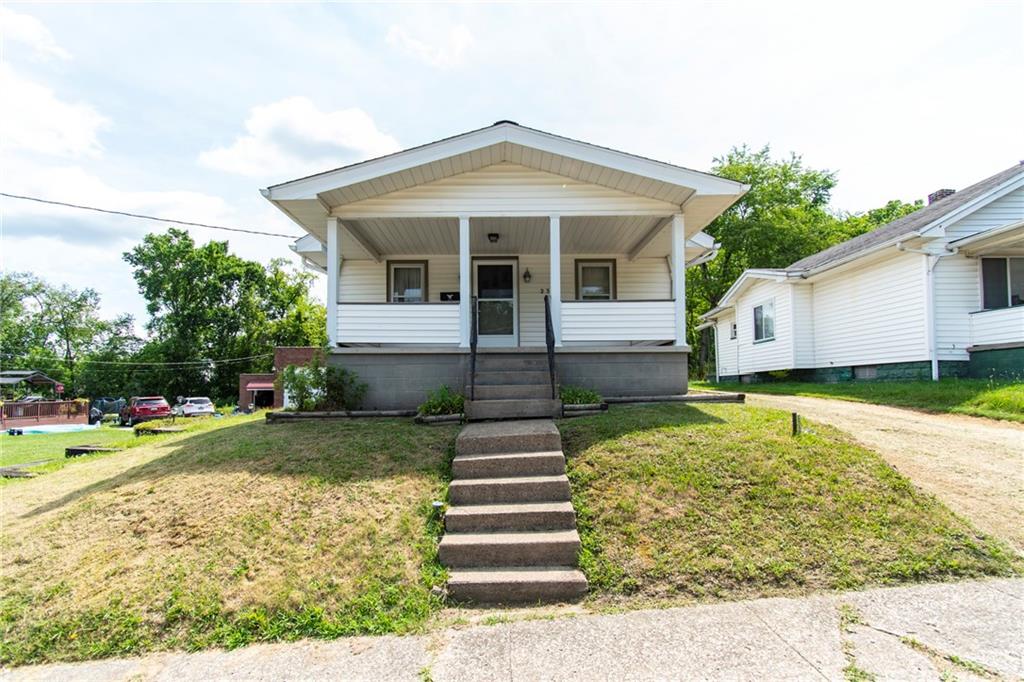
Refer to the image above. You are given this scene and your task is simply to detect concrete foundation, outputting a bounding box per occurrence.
[325,347,690,410]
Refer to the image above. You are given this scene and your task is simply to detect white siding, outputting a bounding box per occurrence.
[337,304,460,344]
[733,280,794,373]
[334,163,681,218]
[715,311,739,377]
[562,301,675,343]
[970,307,1024,347]
[791,284,815,367]
[934,254,980,360]
[337,252,671,346]
[944,187,1024,239]
[812,252,928,367]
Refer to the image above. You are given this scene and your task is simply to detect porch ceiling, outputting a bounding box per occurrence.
[951,221,1024,257]
[295,216,712,266]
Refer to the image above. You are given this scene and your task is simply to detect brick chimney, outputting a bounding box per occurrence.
[928,188,956,204]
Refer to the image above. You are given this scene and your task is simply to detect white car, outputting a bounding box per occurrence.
[176,396,215,417]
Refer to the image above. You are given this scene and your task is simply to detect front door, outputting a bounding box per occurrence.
[474,260,518,347]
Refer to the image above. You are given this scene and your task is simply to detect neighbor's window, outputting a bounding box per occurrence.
[981,257,1024,309]
[729,322,737,340]
[753,300,775,342]
[576,261,614,300]
[389,262,426,302]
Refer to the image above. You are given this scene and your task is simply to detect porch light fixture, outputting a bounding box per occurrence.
[487,232,500,243]
[523,268,532,283]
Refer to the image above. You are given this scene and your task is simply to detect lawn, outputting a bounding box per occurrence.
[1,424,142,469]
[0,415,459,666]
[692,378,1024,422]
[561,403,1019,604]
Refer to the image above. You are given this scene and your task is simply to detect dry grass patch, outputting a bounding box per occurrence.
[0,415,458,666]
[560,403,1019,605]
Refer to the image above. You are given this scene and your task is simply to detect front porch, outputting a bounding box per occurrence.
[267,122,749,409]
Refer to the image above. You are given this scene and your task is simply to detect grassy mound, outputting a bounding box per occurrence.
[0,415,458,666]
[561,404,1018,603]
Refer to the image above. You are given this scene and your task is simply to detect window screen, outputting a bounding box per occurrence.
[981,258,1009,309]
[753,301,775,341]
[390,264,424,302]
[577,262,613,300]
[1010,258,1024,307]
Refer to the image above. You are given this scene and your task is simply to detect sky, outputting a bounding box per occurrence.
[2,1,1022,331]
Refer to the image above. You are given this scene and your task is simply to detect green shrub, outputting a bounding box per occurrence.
[277,354,367,411]
[417,385,464,416]
[560,385,602,405]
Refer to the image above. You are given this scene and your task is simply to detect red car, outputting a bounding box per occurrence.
[119,396,171,426]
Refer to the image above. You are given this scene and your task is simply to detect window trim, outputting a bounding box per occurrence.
[386,260,429,303]
[574,259,617,300]
[980,256,1023,310]
[752,299,776,344]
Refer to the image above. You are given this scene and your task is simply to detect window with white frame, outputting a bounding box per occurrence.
[729,322,737,339]
[388,262,426,302]
[753,300,775,342]
[981,257,1024,309]
[576,260,615,300]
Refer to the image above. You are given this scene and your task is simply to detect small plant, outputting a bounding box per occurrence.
[560,385,601,405]
[417,385,464,416]
[277,354,367,411]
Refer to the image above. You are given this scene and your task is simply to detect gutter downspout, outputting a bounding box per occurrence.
[713,324,720,383]
[897,242,958,381]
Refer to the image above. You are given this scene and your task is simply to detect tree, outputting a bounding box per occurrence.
[123,229,326,400]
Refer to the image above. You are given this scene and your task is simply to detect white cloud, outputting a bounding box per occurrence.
[386,24,473,68]
[198,97,400,178]
[0,64,109,157]
[0,6,71,60]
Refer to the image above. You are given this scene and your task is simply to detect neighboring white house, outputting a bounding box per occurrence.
[264,121,749,411]
[700,163,1024,382]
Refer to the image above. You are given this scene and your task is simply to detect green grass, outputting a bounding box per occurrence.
[0,424,139,468]
[0,415,459,666]
[693,378,1024,422]
[560,403,1019,603]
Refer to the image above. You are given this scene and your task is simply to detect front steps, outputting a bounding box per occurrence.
[441,419,587,604]
[464,352,562,421]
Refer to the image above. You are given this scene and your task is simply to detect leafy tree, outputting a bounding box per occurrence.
[123,228,325,400]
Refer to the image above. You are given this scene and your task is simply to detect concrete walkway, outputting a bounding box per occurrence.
[5,579,1020,681]
[741,392,1024,553]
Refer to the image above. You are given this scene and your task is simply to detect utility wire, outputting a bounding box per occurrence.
[0,192,300,239]
[0,352,274,367]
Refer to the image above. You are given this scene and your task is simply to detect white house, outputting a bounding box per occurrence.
[264,121,749,415]
[700,163,1024,383]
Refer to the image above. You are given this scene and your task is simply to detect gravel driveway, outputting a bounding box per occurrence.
[743,393,1024,553]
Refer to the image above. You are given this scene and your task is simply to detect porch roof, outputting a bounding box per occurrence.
[950,220,1024,256]
[263,121,748,255]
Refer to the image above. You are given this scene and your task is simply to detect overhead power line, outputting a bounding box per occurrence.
[0,192,300,239]
[0,352,274,367]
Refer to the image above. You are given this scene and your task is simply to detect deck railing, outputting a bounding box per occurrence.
[469,296,479,400]
[1,400,88,426]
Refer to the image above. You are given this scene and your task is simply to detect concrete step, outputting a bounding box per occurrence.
[475,355,549,371]
[465,399,562,421]
[456,419,562,455]
[439,530,581,567]
[474,370,551,386]
[449,475,571,505]
[452,450,565,479]
[445,501,577,532]
[467,383,554,400]
[447,567,588,603]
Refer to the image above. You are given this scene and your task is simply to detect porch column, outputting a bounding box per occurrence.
[459,216,471,347]
[326,217,341,346]
[549,214,562,346]
[671,213,686,346]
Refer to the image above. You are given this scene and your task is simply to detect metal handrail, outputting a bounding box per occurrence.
[469,295,478,401]
[543,295,557,400]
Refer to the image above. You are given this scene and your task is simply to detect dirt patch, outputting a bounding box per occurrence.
[745,393,1024,553]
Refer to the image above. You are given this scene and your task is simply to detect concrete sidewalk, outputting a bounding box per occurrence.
[4,579,1021,681]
